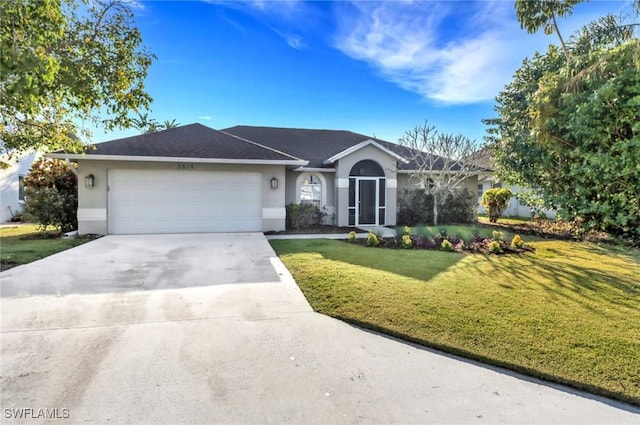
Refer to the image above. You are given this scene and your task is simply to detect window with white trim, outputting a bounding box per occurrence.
[300,174,321,207]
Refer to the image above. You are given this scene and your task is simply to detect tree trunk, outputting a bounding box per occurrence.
[552,13,571,63]
[433,193,439,226]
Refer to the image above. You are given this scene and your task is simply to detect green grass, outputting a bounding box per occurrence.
[271,237,640,405]
[1,224,91,271]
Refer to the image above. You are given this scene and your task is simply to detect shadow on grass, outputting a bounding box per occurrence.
[462,244,640,318]
[271,238,465,282]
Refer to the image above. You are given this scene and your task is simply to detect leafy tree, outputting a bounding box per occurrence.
[23,158,78,233]
[0,0,155,156]
[482,188,513,223]
[399,121,484,226]
[515,0,585,61]
[132,113,180,134]
[485,12,640,238]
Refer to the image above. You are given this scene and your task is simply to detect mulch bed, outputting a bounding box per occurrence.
[345,234,535,255]
[265,226,367,235]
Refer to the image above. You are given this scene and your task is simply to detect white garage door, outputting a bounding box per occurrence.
[108,169,262,234]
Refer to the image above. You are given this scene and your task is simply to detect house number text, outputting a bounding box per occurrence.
[177,163,195,170]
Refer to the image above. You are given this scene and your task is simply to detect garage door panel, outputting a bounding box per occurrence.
[108,170,262,234]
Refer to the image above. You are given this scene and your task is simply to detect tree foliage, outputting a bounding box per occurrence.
[515,0,585,61]
[485,12,640,238]
[132,113,180,134]
[23,158,78,233]
[398,121,484,226]
[0,0,155,156]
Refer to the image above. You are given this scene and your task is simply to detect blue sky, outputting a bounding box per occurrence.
[89,0,636,145]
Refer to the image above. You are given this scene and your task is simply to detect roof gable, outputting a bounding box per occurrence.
[323,139,409,165]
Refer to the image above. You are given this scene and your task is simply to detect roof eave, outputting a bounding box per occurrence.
[46,153,308,166]
[292,166,336,172]
[397,169,486,175]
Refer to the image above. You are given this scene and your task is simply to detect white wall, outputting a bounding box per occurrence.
[0,152,40,222]
[477,181,556,219]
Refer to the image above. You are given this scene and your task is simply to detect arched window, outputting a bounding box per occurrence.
[349,160,384,177]
[300,174,322,207]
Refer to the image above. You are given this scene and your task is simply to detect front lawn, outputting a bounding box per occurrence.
[0,225,92,271]
[271,238,640,405]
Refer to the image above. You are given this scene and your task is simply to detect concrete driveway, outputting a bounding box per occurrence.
[1,234,638,424]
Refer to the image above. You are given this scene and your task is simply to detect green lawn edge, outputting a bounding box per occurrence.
[271,238,640,407]
[0,225,93,270]
[331,314,638,406]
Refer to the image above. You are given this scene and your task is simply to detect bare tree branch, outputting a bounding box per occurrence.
[399,121,485,225]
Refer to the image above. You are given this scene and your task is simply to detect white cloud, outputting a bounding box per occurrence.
[334,1,524,104]
[334,1,635,104]
[212,0,310,50]
[126,0,145,10]
[197,115,212,121]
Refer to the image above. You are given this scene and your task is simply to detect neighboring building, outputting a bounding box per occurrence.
[0,151,41,223]
[475,147,556,219]
[48,124,479,235]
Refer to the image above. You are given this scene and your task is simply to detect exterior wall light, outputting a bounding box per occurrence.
[270,177,278,190]
[85,174,95,188]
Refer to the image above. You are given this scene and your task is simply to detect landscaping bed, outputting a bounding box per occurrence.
[348,226,535,255]
[476,216,636,246]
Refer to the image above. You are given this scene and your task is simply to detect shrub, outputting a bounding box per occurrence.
[397,188,476,225]
[440,239,454,252]
[492,230,505,241]
[286,203,327,229]
[400,234,412,249]
[488,240,503,254]
[23,158,78,233]
[397,188,433,225]
[367,231,379,247]
[481,188,513,223]
[348,231,357,243]
[437,188,477,224]
[511,234,524,248]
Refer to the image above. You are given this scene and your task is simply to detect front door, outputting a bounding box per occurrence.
[350,177,385,226]
[358,179,377,225]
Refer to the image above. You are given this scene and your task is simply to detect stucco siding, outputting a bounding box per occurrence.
[334,145,399,227]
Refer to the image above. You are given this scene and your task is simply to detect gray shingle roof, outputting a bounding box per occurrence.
[85,123,301,162]
[223,125,463,171]
[77,123,483,172]
[222,126,375,168]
